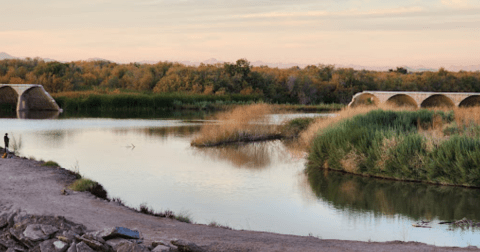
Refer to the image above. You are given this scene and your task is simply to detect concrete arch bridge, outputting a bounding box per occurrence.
[0,84,62,112]
[349,91,480,108]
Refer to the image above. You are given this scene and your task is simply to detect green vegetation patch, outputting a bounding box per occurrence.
[54,93,262,112]
[69,178,108,200]
[280,117,316,138]
[41,160,60,167]
[307,109,480,187]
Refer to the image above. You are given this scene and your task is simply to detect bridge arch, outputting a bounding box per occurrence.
[459,95,480,107]
[349,92,379,107]
[18,86,61,111]
[420,95,455,108]
[386,94,418,108]
[0,86,19,111]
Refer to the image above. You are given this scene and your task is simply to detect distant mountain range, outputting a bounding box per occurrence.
[0,52,56,62]
[1,52,479,72]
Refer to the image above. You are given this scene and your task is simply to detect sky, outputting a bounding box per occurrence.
[1,0,480,68]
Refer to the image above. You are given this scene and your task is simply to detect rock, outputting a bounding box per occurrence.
[76,242,95,252]
[67,242,77,252]
[39,239,68,252]
[0,240,7,250]
[171,239,205,252]
[0,216,8,229]
[54,240,69,252]
[151,240,170,248]
[57,236,72,244]
[23,224,49,241]
[95,227,140,240]
[115,242,150,252]
[152,244,173,252]
[82,233,106,244]
[41,224,59,238]
[6,211,18,228]
[10,227,35,248]
[105,238,130,251]
[61,230,80,241]
[75,235,111,252]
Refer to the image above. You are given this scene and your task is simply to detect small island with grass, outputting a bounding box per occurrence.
[190,103,317,147]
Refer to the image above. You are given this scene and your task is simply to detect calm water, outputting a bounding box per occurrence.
[1,112,480,247]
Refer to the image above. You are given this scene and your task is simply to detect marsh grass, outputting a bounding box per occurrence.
[41,160,60,167]
[191,103,281,146]
[208,221,233,230]
[306,107,480,187]
[69,177,108,200]
[9,134,22,155]
[280,117,316,138]
[134,203,191,223]
[53,92,262,112]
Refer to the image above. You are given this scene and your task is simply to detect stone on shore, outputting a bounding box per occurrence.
[76,241,95,252]
[115,242,150,252]
[94,227,140,240]
[171,239,205,252]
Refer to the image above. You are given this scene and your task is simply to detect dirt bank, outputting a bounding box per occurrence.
[0,154,478,252]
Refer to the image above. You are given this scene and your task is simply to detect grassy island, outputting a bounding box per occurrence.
[191,103,317,147]
[306,107,480,187]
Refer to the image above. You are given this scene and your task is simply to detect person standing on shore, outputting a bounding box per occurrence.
[4,133,9,153]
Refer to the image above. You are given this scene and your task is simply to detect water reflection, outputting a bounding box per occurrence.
[58,110,213,119]
[308,169,480,221]
[194,141,291,169]
[17,110,60,119]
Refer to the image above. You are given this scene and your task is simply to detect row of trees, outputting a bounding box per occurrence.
[1,58,480,104]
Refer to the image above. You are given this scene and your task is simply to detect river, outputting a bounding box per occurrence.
[1,111,479,247]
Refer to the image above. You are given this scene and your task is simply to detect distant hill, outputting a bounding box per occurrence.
[0,52,16,60]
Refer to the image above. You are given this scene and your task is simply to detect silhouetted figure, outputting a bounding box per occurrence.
[4,133,9,153]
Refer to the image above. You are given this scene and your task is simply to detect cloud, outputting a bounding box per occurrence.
[441,0,472,8]
[234,6,425,19]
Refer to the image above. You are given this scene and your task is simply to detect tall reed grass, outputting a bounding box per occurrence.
[53,92,263,112]
[191,103,280,146]
[306,107,480,187]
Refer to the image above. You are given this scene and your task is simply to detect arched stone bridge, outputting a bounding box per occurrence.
[349,91,480,108]
[0,84,62,112]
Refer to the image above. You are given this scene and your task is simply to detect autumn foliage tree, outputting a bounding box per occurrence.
[1,58,480,104]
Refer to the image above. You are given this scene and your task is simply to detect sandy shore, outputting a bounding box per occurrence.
[1,154,479,252]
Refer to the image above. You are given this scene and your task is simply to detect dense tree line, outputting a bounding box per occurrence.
[1,58,480,104]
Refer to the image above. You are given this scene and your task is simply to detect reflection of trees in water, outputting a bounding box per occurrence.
[195,141,289,169]
[59,110,212,120]
[308,169,480,221]
[113,126,202,138]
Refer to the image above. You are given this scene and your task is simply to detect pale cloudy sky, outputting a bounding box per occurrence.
[1,0,479,67]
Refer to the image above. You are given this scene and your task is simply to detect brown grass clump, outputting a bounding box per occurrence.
[191,103,279,146]
[339,147,365,173]
[453,107,480,129]
[376,136,400,170]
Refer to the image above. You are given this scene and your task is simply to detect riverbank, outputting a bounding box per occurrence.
[0,153,478,251]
